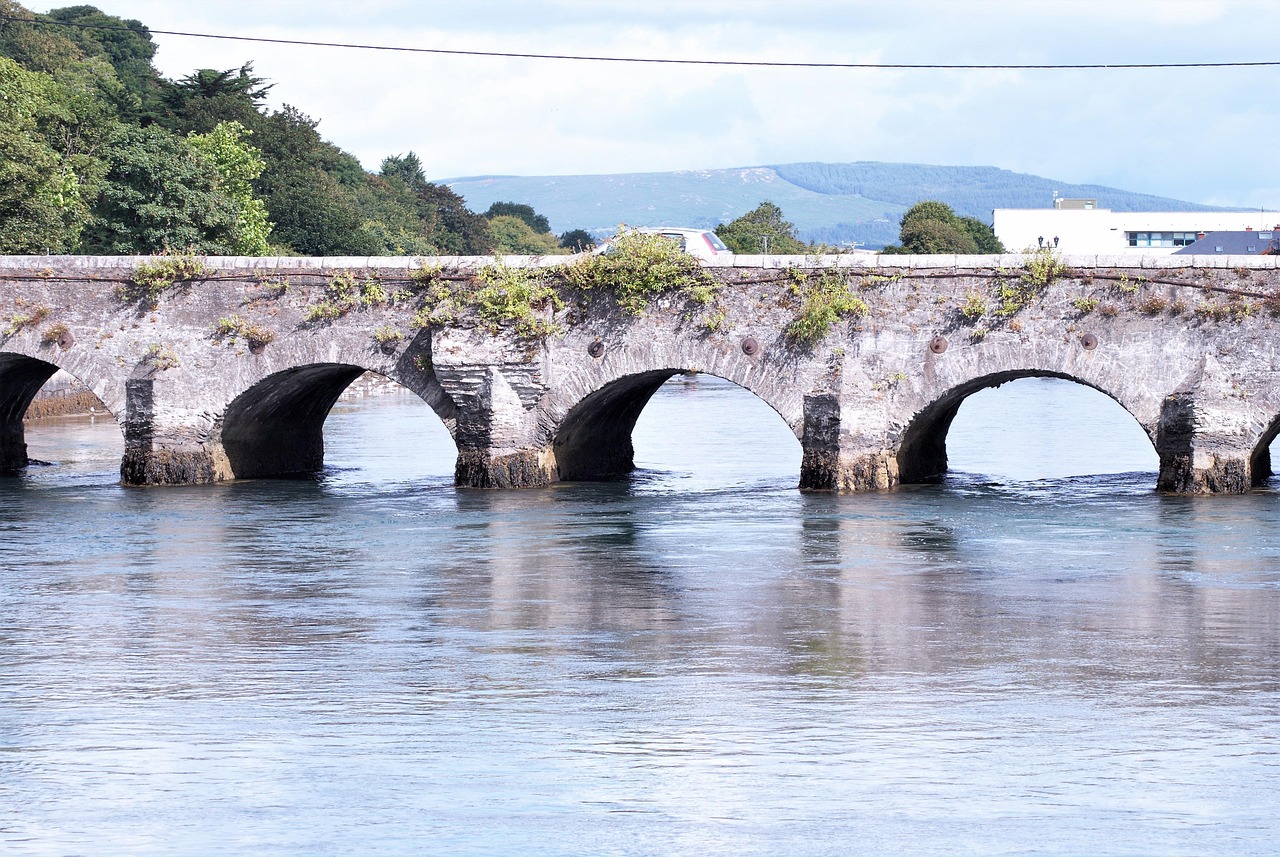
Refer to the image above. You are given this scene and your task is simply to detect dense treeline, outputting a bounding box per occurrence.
[0,1,553,256]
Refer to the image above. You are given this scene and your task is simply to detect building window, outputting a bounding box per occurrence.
[1126,231,1198,247]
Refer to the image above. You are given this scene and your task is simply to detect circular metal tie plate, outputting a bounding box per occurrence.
[587,340,605,358]
[741,336,760,356]
[1081,333,1099,351]
[929,335,948,354]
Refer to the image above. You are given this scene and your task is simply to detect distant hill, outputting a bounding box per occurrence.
[443,162,1229,249]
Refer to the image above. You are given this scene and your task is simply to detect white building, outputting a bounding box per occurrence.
[992,199,1280,255]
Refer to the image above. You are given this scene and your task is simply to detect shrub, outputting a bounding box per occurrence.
[144,343,180,370]
[785,270,869,347]
[6,305,50,335]
[212,314,274,348]
[1137,295,1169,315]
[471,260,564,337]
[302,271,387,324]
[373,326,405,348]
[564,228,717,315]
[41,322,70,346]
[120,254,208,306]
[959,290,987,319]
[1021,247,1068,289]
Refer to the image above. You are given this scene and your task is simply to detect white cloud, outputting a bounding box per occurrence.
[29,0,1280,206]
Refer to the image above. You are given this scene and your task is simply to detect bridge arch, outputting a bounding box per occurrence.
[1249,416,1280,487]
[896,369,1156,484]
[0,350,119,471]
[215,358,456,480]
[544,366,801,482]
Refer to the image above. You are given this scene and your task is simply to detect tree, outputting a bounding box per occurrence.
[380,151,428,191]
[378,150,492,254]
[187,120,272,254]
[42,5,164,118]
[417,183,492,255]
[898,218,977,254]
[0,55,111,253]
[488,215,559,254]
[160,62,272,134]
[80,124,238,254]
[957,215,1005,254]
[715,200,808,254]
[886,200,1004,254]
[485,201,549,235]
[558,229,595,251]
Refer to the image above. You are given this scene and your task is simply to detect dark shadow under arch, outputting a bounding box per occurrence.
[553,369,677,481]
[897,370,1153,484]
[1249,416,1279,487]
[552,369,797,482]
[220,363,455,479]
[0,353,79,470]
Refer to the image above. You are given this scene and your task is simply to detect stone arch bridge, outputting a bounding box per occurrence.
[2,253,1279,494]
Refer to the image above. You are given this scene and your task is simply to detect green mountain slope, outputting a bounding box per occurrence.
[444,162,1226,249]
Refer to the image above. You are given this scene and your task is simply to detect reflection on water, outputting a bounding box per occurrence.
[1,377,1278,855]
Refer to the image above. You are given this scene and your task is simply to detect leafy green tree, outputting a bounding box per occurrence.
[379,150,491,254]
[161,62,272,134]
[2,4,496,259]
[715,200,809,254]
[558,229,595,251]
[249,106,380,255]
[0,1,142,124]
[380,152,428,190]
[424,182,492,254]
[42,5,164,118]
[957,215,1005,254]
[188,120,272,254]
[488,215,560,254]
[351,173,439,255]
[485,201,550,234]
[887,200,1004,254]
[0,57,78,252]
[898,200,957,232]
[898,218,978,254]
[0,0,87,76]
[80,125,238,254]
[0,55,112,252]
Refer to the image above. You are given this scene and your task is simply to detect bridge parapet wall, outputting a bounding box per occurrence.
[1,254,1278,493]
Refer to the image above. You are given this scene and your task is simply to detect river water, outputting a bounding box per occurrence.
[2,377,1277,855]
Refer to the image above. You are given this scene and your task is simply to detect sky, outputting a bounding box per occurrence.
[28,0,1280,207]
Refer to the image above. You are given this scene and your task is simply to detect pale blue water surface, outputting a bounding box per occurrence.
[1,376,1277,856]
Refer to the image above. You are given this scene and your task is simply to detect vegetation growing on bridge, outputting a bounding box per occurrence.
[40,321,69,346]
[212,314,275,349]
[303,271,392,324]
[117,254,208,307]
[564,229,718,314]
[471,261,564,337]
[783,268,869,347]
[142,343,180,370]
[5,302,50,336]
[402,233,716,338]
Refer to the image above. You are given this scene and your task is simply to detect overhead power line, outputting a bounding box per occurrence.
[3,14,1278,70]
